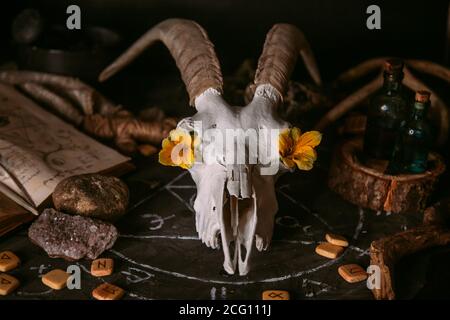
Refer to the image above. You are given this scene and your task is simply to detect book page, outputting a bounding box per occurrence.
[0,82,130,208]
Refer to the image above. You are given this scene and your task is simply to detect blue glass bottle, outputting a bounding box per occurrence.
[363,59,407,160]
[389,91,432,174]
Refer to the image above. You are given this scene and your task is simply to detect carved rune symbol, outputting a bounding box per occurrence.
[268,292,284,299]
[0,277,12,284]
[0,253,11,260]
[350,267,363,274]
[102,286,117,294]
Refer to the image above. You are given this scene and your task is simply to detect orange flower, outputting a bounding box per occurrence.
[279,127,322,170]
[159,129,198,169]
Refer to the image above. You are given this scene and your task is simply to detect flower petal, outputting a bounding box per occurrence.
[293,146,317,170]
[279,128,293,157]
[297,146,317,160]
[293,144,317,159]
[170,129,192,145]
[161,137,173,149]
[281,156,296,169]
[159,147,176,166]
[159,129,197,169]
[293,157,314,171]
[298,131,322,148]
[290,127,302,142]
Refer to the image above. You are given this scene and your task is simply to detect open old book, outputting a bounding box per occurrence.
[0,82,132,236]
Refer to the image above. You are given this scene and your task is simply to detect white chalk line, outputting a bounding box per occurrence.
[166,171,190,187]
[120,234,199,240]
[276,187,334,231]
[166,188,196,213]
[76,262,91,274]
[164,172,196,213]
[169,185,196,189]
[129,171,190,211]
[302,278,335,297]
[189,193,196,208]
[119,234,368,254]
[76,262,107,284]
[275,239,316,245]
[128,292,154,300]
[110,249,343,285]
[348,246,370,256]
[122,267,155,284]
[303,278,334,290]
[141,213,176,220]
[16,288,53,296]
[119,234,314,245]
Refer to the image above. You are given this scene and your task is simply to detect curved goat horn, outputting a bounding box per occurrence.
[99,18,223,106]
[250,23,322,100]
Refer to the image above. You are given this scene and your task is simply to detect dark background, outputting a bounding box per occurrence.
[1,0,449,78]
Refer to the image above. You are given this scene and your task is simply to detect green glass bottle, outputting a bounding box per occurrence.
[363,59,407,160]
[389,91,432,174]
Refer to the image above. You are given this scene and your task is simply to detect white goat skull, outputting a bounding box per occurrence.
[100,19,321,275]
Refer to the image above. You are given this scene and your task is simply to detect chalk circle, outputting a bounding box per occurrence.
[111,208,365,285]
[275,215,300,228]
[116,171,365,286]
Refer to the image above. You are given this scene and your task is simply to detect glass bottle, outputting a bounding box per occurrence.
[363,59,407,160]
[389,91,432,174]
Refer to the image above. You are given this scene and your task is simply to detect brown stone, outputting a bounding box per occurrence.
[52,174,129,221]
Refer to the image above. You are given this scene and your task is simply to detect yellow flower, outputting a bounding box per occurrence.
[279,127,322,170]
[159,129,198,169]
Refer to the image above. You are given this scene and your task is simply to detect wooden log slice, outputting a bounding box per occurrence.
[370,224,450,300]
[328,139,445,214]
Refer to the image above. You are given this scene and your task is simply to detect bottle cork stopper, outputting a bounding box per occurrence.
[415,90,431,103]
[384,59,404,73]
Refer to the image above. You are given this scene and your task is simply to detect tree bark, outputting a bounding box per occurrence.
[370,225,450,300]
[328,139,445,214]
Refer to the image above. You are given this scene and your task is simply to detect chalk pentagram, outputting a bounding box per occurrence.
[112,171,369,293]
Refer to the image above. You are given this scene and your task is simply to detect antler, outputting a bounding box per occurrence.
[249,23,322,101]
[335,58,450,86]
[99,18,223,107]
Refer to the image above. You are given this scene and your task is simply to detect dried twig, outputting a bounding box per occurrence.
[19,82,83,125]
[370,198,450,300]
[316,58,450,145]
[315,75,383,130]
